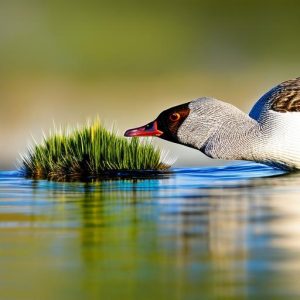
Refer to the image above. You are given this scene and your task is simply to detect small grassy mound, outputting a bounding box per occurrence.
[21,120,171,181]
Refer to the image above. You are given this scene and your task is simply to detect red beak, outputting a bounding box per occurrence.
[124,120,163,137]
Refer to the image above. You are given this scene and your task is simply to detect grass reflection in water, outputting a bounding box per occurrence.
[0,164,300,299]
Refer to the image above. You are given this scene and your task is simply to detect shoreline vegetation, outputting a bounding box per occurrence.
[20,119,172,182]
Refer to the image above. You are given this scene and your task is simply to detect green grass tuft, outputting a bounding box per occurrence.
[21,119,172,181]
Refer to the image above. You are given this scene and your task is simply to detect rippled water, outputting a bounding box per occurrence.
[1,163,300,299]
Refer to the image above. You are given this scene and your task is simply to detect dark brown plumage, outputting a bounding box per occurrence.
[270,77,300,112]
[156,103,190,142]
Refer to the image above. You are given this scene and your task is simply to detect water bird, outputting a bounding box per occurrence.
[125,77,300,170]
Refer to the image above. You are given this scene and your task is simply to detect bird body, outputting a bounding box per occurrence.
[125,78,300,170]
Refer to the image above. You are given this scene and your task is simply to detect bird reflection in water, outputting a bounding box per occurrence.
[1,166,300,299]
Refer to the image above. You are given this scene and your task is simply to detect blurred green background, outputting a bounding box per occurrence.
[1,0,300,169]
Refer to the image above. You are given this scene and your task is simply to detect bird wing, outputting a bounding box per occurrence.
[249,77,300,120]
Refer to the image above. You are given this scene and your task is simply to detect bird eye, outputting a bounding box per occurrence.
[169,113,181,122]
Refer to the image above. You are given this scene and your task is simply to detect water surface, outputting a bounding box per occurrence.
[1,163,300,300]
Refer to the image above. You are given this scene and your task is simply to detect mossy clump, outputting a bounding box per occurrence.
[21,120,171,181]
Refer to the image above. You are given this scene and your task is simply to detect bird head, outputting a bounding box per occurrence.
[124,102,190,143]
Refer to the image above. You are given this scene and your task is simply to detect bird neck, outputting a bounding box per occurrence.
[177,101,264,162]
[201,114,262,161]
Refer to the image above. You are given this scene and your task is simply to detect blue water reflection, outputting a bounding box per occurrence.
[0,163,300,299]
